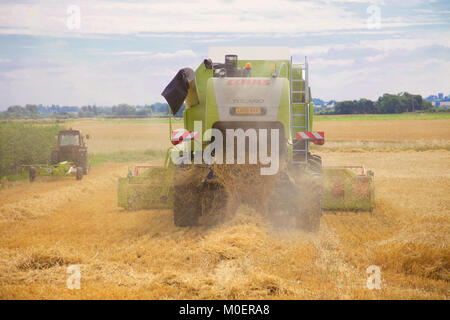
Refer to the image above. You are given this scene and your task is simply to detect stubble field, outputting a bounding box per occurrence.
[0,117,448,299]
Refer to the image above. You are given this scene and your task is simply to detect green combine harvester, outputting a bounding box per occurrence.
[118,47,375,230]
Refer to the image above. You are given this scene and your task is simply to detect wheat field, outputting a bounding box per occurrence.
[0,118,448,299]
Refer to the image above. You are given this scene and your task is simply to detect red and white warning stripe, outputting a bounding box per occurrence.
[171,129,199,145]
[296,131,325,145]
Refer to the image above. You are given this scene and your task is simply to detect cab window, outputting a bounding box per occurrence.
[60,134,80,146]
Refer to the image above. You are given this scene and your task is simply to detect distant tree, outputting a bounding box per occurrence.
[358,98,375,113]
[25,104,39,115]
[112,104,136,117]
[335,100,359,114]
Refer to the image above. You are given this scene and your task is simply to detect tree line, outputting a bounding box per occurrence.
[0,122,62,179]
[0,103,185,119]
[0,92,438,119]
[329,92,434,115]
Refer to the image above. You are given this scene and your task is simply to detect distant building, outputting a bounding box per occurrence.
[425,93,450,107]
[438,101,450,108]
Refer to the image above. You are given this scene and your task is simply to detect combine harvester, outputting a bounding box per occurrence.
[118,47,375,230]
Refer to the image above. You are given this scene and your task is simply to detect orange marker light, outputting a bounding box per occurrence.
[245,62,252,69]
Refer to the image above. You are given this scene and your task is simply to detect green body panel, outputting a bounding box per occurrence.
[117,177,128,207]
[183,59,310,154]
[276,78,292,141]
[204,78,220,141]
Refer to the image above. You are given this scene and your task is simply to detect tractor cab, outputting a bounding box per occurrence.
[51,128,90,175]
[57,129,86,148]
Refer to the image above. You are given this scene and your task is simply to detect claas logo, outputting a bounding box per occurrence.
[227,79,271,86]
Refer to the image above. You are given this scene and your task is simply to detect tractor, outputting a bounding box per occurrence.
[50,127,90,175]
[25,127,90,182]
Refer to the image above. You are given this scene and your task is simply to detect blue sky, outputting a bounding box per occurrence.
[0,0,449,109]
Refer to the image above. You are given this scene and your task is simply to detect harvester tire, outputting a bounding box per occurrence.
[172,165,203,227]
[173,183,201,227]
[200,181,232,225]
[308,154,322,174]
[296,173,322,232]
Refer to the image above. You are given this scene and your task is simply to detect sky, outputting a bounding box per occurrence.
[0,0,449,109]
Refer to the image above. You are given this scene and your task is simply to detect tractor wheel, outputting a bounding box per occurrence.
[76,167,83,180]
[84,163,90,175]
[29,167,37,182]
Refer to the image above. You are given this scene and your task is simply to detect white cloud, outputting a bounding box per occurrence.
[309,57,355,67]
[0,0,368,36]
[365,53,388,62]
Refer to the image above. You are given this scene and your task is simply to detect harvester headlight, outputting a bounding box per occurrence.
[219,69,226,78]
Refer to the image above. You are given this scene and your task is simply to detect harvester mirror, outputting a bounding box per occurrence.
[161,67,196,115]
[203,58,213,69]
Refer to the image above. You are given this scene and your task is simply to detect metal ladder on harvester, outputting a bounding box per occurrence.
[290,56,310,164]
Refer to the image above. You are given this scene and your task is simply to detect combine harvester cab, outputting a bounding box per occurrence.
[117,47,375,228]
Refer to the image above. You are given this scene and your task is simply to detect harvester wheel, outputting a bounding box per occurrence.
[308,154,322,174]
[173,183,201,226]
[172,165,202,227]
[84,163,90,175]
[29,167,37,182]
[200,181,233,226]
[295,172,322,232]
